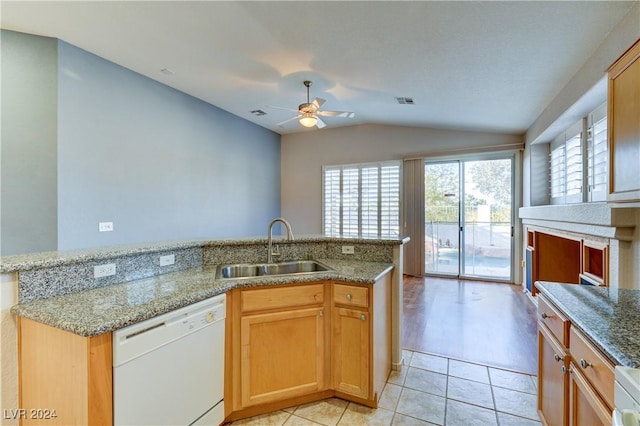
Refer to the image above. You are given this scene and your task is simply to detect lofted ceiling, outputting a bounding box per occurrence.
[1,1,636,135]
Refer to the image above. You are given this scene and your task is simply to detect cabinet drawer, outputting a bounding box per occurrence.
[570,327,615,410]
[241,284,324,313]
[333,284,369,308]
[538,294,570,347]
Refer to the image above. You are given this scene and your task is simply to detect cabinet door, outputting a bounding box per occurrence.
[240,307,325,407]
[608,39,640,201]
[332,307,370,399]
[538,323,569,426]
[568,364,612,426]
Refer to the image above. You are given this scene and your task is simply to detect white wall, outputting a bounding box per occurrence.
[281,123,522,235]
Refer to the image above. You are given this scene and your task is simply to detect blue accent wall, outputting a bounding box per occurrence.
[1,31,281,254]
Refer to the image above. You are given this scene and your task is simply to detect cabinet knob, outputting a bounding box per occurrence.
[346,293,352,301]
[553,353,564,363]
[360,314,366,321]
[561,365,567,374]
[541,312,551,319]
[319,310,324,317]
[579,359,593,369]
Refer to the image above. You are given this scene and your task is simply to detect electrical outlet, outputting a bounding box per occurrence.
[159,254,175,266]
[342,245,355,254]
[94,263,116,278]
[99,222,114,232]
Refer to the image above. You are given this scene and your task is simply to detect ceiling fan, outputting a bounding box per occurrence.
[272,80,355,129]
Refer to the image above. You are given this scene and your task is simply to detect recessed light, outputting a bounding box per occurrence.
[160,68,175,75]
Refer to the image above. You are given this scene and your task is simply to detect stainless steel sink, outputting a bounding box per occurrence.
[216,260,334,279]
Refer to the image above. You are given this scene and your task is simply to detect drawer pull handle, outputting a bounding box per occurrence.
[554,353,564,363]
[346,293,352,301]
[541,312,551,319]
[579,359,593,369]
[360,314,366,321]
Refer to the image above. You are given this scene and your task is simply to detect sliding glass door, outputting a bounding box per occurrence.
[425,161,460,276]
[425,157,514,281]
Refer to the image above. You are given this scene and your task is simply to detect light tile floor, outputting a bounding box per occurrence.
[231,350,542,426]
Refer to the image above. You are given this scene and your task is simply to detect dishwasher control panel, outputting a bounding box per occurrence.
[113,293,226,367]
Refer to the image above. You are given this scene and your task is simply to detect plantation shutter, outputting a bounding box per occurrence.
[322,161,401,237]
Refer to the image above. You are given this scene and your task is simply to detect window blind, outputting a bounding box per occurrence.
[587,103,608,202]
[323,161,401,238]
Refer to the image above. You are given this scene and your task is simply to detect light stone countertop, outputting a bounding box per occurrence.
[11,258,393,337]
[536,281,640,368]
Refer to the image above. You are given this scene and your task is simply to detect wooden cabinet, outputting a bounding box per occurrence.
[332,283,373,399]
[331,275,392,406]
[537,294,570,426]
[608,38,640,203]
[18,317,112,426]
[525,227,610,294]
[536,293,615,426]
[538,323,569,426]
[226,274,392,421]
[568,364,612,426]
[235,284,329,408]
[569,327,615,411]
[332,305,370,398]
[581,240,609,287]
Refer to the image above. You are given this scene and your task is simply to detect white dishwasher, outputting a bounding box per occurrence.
[113,293,225,426]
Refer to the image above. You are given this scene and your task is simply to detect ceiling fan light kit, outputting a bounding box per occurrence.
[299,113,317,128]
[272,80,355,129]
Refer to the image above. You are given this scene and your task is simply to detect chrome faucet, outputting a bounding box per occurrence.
[267,218,294,263]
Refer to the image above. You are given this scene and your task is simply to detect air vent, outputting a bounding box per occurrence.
[250,109,267,116]
[395,97,414,105]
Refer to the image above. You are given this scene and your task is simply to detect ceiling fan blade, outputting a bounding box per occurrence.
[312,97,326,109]
[317,110,355,118]
[316,117,327,129]
[269,105,301,113]
[276,115,301,127]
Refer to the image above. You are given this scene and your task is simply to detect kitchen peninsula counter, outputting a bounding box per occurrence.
[536,281,640,368]
[11,258,394,337]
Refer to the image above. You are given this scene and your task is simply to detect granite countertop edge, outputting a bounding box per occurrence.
[11,259,394,337]
[536,281,639,368]
[0,235,409,273]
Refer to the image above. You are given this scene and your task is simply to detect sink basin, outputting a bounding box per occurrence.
[216,260,334,279]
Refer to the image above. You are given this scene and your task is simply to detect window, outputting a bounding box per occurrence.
[323,161,401,238]
[550,119,583,204]
[547,102,608,205]
[587,102,608,202]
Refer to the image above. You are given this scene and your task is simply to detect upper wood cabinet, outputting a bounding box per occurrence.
[608,38,640,203]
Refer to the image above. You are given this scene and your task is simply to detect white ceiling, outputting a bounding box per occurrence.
[1,1,636,135]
